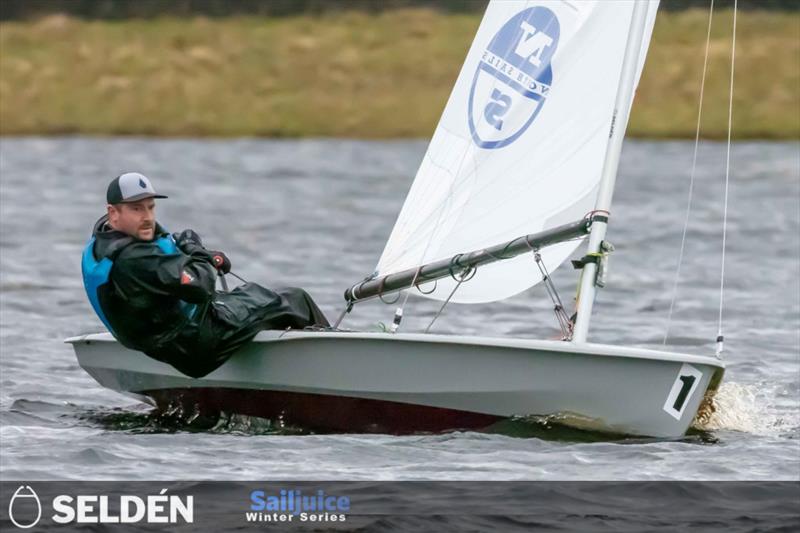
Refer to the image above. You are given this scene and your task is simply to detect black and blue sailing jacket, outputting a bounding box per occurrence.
[81,215,218,356]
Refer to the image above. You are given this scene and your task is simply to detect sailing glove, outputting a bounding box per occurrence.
[174,230,230,273]
[174,229,204,254]
[209,251,232,274]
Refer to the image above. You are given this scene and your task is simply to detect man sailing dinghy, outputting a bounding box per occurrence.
[68,0,726,437]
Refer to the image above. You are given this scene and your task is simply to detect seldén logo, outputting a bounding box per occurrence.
[468,6,560,149]
[6,485,193,527]
[8,486,42,529]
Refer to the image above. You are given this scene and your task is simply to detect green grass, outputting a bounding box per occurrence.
[1,9,798,138]
[633,9,800,139]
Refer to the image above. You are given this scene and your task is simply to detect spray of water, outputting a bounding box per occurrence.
[693,381,798,436]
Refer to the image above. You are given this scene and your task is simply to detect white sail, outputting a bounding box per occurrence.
[376,0,659,304]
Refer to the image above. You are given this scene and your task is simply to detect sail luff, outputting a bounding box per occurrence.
[571,0,655,343]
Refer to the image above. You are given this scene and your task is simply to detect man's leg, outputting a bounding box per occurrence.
[274,286,331,328]
[210,282,330,357]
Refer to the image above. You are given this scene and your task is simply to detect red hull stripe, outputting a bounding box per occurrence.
[145,387,503,434]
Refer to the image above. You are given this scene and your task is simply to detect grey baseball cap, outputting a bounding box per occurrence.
[106,172,168,204]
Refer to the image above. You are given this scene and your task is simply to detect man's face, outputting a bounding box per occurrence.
[107,198,156,240]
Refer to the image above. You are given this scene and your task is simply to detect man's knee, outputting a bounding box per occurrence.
[277,286,309,298]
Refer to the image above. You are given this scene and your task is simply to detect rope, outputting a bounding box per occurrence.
[389,270,420,332]
[717,0,737,357]
[664,0,714,345]
[585,210,610,221]
[415,279,437,295]
[379,289,402,305]
[424,268,472,333]
[448,257,476,282]
[228,270,248,284]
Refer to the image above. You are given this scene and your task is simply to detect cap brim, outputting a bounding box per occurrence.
[119,193,168,203]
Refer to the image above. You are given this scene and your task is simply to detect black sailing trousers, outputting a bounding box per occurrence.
[150,283,330,378]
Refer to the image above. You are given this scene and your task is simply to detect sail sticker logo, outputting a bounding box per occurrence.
[468,6,560,149]
[8,486,42,529]
[663,364,703,420]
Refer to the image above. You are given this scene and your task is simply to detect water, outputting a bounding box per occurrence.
[0,137,798,481]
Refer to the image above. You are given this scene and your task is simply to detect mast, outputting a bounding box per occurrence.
[571,0,652,343]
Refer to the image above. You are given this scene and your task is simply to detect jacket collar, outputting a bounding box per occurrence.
[91,215,168,259]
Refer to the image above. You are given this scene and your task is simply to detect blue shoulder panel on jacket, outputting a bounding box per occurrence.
[81,236,116,334]
[81,234,197,334]
[155,235,178,255]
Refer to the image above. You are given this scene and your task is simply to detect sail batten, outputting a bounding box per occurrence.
[374,0,659,304]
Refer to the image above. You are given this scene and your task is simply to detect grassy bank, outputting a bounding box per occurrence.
[1,9,798,139]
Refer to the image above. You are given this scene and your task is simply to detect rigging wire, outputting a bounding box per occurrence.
[664,0,715,345]
[716,0,737,357]
[424,268,474,333]
[533,252,572,339]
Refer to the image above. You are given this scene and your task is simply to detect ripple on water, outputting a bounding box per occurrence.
[71,447,125,464]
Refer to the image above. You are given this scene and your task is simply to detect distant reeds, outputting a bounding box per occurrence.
[0,9,797,138]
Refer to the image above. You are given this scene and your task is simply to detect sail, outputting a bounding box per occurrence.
[375,0,659,304]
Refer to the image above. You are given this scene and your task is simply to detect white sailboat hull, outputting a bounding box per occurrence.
[66,331,724,437]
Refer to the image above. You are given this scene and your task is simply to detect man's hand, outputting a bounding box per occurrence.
[174,229,204,253]
[209,251,232,274]
[173,230,230,273]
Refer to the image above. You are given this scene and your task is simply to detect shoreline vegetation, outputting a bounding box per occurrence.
[1,9,798,139]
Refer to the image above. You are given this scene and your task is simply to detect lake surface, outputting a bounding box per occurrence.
[0,137,798,481]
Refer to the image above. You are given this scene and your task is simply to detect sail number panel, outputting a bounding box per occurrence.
[663,363,703,420]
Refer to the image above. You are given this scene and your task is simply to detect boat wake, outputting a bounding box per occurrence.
[692,381,799,436]
[79,405,310,436]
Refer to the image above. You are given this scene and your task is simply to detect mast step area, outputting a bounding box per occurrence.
[345,218,591,304]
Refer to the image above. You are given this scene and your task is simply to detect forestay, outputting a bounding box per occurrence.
[376,0,659,303]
